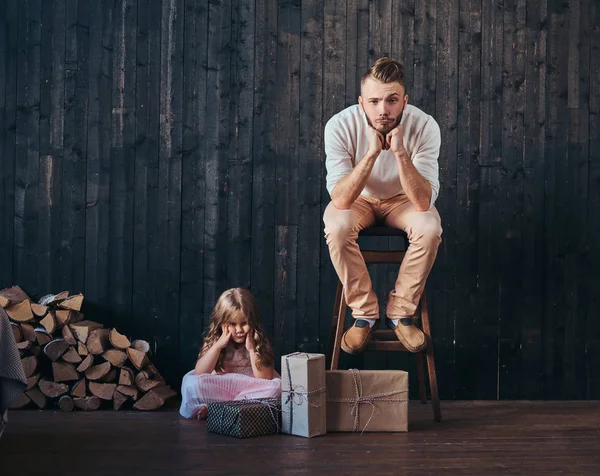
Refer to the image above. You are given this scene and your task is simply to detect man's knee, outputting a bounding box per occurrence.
[408,216,442,246]
[324,210,357,246]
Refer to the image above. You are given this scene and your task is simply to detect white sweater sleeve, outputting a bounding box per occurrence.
[412,117,441,208]
[324,117,354,197]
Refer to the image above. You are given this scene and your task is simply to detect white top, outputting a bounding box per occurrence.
[324,104,441,208]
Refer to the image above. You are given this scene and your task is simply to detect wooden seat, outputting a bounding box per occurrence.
[326,224,441,422]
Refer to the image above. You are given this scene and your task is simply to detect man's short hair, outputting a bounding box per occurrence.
[361,57,405,88]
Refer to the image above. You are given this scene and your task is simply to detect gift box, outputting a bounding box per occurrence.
[326,369,408,433]
[281,352,327,438]
[206,398,281,438]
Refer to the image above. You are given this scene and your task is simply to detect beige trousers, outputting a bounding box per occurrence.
[323,194,442,320]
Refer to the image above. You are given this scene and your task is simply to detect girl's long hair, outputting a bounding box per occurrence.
[199,288,273,373]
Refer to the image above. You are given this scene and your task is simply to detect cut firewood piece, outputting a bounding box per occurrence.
[109,328,131,349]
[113,390,128,410]
[31,303,48,318]
[69,311,84,323]
[100,369,118,383]
[102,349,127,368]
[87,328,110,355]
[58,293,83,311]
[34,328,53,346]
[0,285,31,308]
[85,361,111,381]
[44,339,70,361]
[133,386,177,411]
[21,323,36,342]
[39,290,69,306]
[61,347,83,364]
[131,339,150,354]
[26,387,47,409]
[71,378,86,398]
[76,354,94,373]
[6,299,34,322]
[73,396,101,411]
[59,395,75,412]
[16,340,32,350]
[69,320,103,344]
[10,322,22,342]
[135,371,162,392]
[26,373,40,390]
[146,363,166,383]
[89,382,116,401]
[52,361,80,382]
[21,355,38,378]
[62,324,77,345]
[116,385,140,401]
[30,345,41,357]
[77,341,89,356]
[39,312,57,334]
[126,347,148,370]
[54,310,71,328]
[39,379,69,398]
[118,367,134,386]
[9,392,30,409]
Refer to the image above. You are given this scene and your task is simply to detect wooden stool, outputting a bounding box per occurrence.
[326,224,441,422]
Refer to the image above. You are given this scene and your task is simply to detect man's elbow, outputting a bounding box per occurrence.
[332,197,351,210]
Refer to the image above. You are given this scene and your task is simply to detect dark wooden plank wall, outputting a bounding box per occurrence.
[0,0,598,400]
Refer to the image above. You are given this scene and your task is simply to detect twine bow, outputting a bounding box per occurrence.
[327,368,408,434]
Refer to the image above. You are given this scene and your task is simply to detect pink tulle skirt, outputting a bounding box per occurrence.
[179,370,282,419]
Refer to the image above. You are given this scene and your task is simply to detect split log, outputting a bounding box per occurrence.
[87,328,110,355]
[62,324,77,345]
[61,347,83,364]
[118,367,134,386]
[6,299,34,322]
[85,362,111,381]
[73,396,101,411]
[31,303,48,318]
[34,328,53,346]
[54,310,71,328]
[58,294,83,311]
[30,345,41,357]
[21,323,36,342]
[59,395,74,412]
[113,390,128,411]
[77,341,89,356]
[135,371,162,392]
[52,362,80,382]
[9,393,30,409]
[39,312,57,334]
[26,373,40,390]
[69,311,84,324]
[102,349,127,368]
[89,382,116,401]
[39,379,69,398]
[16,340,31,350]
[133,386,177,411]
[39,290,69,306]
[100,369,118,383]
[71,379,86,398]
[76,354,94,373]
[69,320,103,344]
[116,385,139,401]
[131,339,150,354]
[109,328,130,349]
[26,387,47,409]
[44,339,70,361]
[10,322,22,342]
[126,348,148,370]
[146,363,166,384]
[0,285,31,307]
[21,355,38,378]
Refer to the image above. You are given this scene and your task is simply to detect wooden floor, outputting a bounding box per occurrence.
[1,401,599,475]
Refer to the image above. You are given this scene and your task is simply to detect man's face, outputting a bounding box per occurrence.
[359,78,408,136]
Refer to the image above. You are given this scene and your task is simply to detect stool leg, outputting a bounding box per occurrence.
[415,351,427,404]
[328,281,346,371]
[420,291,441,422]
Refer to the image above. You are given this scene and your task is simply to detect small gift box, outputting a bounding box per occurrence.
[326,369,408,433]
[206,398,281,438]
[281,352,327,438]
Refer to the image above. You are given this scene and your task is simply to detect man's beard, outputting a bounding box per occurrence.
[365,111,403,136]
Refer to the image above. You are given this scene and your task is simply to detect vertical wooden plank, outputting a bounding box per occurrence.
[498,0,526,400]
[391,0,415,92]
[227,0,255,289]
[154,0,184,382]
[543,0,569,399]
[251,0,277,341]
[413,0,436,115]
[454,0,482,400]
[62,0,89,292]
[297,0,323,353]
[345,0,358,106]
[587,0,600,399]
[479,0,503,165]
[107,0,136,330]
[85,0,112,316]
[0,1,18,288]
[275,225,298,358]
[204,0,231,337]
[14,0,42,295]
[521,0,547,399]
[368,0,392,61]
[38,0,65,294]
[179,0,208,367]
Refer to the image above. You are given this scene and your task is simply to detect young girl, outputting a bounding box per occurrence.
[180,288,281,419]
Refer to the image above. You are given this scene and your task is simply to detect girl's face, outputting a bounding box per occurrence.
[226,311,251,344]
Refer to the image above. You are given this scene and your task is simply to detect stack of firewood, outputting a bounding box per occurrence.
[2,286,176,411]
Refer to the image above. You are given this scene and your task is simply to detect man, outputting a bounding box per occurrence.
[323,57,442,354]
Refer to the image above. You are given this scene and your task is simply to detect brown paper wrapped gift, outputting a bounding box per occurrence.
[281,352,327,438]
[326,369,408,432]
